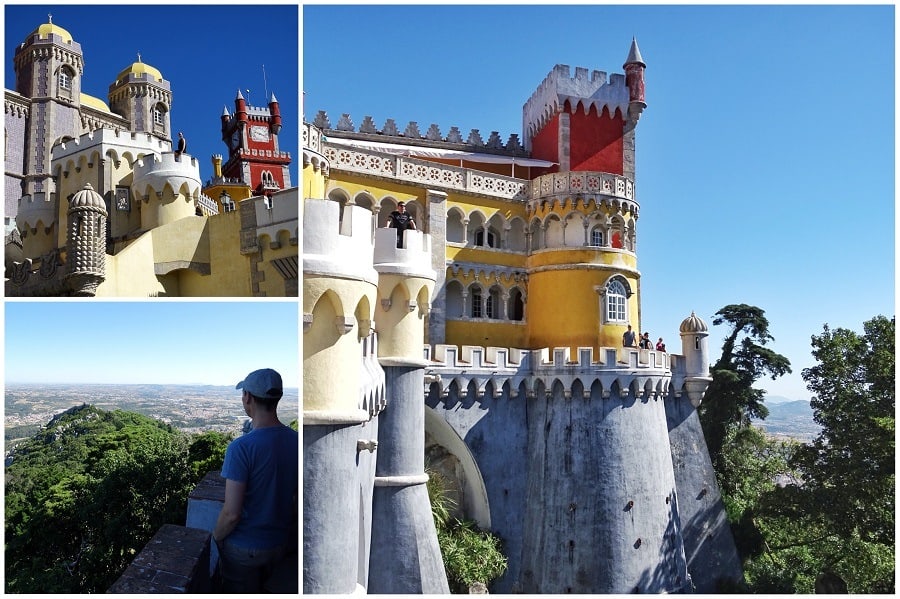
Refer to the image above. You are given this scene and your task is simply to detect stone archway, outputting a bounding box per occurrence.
[424,408,491,529]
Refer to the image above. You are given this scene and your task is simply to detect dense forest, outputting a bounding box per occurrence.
[5,405,232,593]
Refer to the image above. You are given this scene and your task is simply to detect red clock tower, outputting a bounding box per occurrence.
[220,89,292,194]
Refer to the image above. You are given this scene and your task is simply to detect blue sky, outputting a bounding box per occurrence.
[4,3,299,186]
[4,301,300,387]
[303,4,895,401]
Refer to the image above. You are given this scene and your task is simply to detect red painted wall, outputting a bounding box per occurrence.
[569,104,624,174]
[530,113,561,176]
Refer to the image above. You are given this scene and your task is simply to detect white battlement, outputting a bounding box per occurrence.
[52,128,172,161]
[423,343,707,402]
[373,227,435,279]
[303,198,378,285]
[523,63,630,151]
[132,152,202,198]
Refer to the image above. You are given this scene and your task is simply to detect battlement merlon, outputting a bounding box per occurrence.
[52,129,173,162]
[303,198,379,286]
[522,64,630,152]
[424,344,711,402]
[373,228,436,280]
[311,111,527,157]
[132,152,203,199]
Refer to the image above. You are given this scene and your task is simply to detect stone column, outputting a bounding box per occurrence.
[426,189,448,345]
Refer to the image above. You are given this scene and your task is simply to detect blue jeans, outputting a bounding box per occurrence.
[218,539,290,593]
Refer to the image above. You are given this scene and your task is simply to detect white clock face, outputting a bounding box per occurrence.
[250,126,270,142]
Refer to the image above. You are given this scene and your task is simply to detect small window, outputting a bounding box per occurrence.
[59,71,71,90]
[590,228,603,247]
[153,106,165,125]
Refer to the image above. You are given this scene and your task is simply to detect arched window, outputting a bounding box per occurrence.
[470,287,483,318]
[606,279,627,323]
[590,227,604,247]
[474,227,499,248]
[153,106,165,125]
[447,209,466,243]
[486,286,502,319]
[59,69,71,90]
[446,280,465,319]
[508,288,524,321]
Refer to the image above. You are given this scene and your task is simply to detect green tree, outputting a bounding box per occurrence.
[737,316,895,593]
[699,304,792,477]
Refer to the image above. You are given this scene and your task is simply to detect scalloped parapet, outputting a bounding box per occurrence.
[423,343,709,402]
[52,128,172,162]
[132,152,202,198]
[522,64,629,151]
[373,227,435,280]
[303,198,378,285]
[313,110,528,157]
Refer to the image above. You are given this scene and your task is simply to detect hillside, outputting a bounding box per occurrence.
[5,404,230,593]
[752,398,821,442]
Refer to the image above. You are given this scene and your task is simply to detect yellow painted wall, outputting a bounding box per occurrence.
[304,275,377,417]
[445,320,528,349]
[303,163,327,199]
[375,274,434,359]
[526,268,640,353]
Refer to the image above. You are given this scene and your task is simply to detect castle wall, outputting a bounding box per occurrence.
[665,396,744,592]
[5,97,29,221]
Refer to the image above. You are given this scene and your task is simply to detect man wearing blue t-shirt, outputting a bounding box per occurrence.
[213,368,298,592]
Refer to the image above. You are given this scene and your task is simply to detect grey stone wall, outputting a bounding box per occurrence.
[666,396,744,592]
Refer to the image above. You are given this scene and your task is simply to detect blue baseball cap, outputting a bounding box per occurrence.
[236,368,283,400]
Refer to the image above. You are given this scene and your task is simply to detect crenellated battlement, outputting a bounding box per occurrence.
[423,343,707,401]
[373,227,435,279]
[313,110,528,157]
[132,152,202,198]
[303,198,378,284]
[522,64,630,150]
[52,128,172,161]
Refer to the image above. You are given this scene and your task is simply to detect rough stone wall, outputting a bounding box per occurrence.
[666,395,744,592]
[425,382,529,593]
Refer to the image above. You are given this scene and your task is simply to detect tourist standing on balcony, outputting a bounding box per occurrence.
[623,324,637,347]
[387,201,416,248]
[213,368,298,593]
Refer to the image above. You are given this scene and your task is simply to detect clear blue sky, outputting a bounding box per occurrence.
[4,301,300,387]
[304,4,895,401]
[4,3,299,186]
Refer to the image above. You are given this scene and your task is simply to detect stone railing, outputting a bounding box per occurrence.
[530,171,635,205]
[196,193,219,216]
[323,142,528,201]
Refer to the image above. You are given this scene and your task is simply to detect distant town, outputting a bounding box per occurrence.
[5,383,300,446]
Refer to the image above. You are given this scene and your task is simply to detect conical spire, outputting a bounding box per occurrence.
[624,37,645,68]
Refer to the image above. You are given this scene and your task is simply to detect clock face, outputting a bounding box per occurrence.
[231,131,241,150]
[250,125,270,142]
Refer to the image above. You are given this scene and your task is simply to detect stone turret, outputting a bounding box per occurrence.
[132,153,202,230]
[65,183,106,296]
[679,311,712,406]
[368,225,447,593]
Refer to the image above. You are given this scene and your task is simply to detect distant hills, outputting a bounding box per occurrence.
[753,396,821,442]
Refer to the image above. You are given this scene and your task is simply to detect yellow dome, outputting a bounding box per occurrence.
[33,22,73,44]
[116,60,164,84]
[79,93,110,112]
